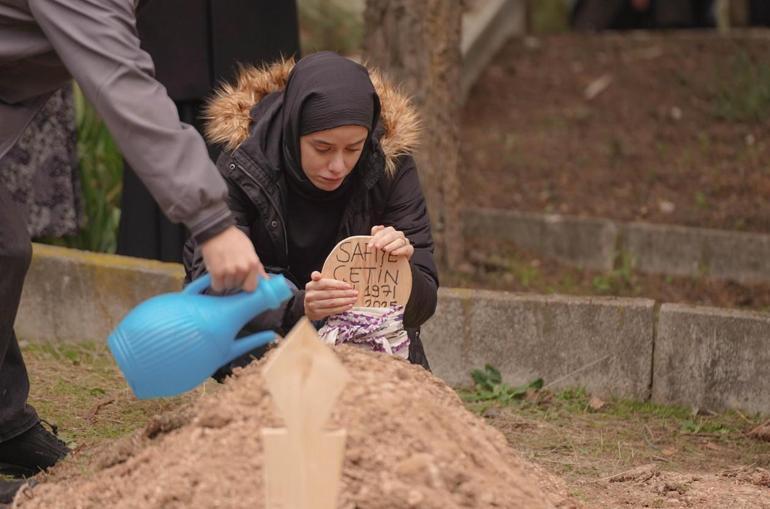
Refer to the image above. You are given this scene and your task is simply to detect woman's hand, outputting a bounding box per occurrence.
[304,271,359,320]
[368,225,414,260]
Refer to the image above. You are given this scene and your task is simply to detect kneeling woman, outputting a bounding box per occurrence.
[184,52,438,370]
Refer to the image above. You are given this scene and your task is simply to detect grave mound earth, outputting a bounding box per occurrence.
[14,346,572,508]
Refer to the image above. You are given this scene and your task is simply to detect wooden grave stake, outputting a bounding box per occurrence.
[322,235,412,308]
[261,318,351,509]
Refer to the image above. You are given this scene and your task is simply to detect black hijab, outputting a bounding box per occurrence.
[281,51,381,200]
[248,52,382,284]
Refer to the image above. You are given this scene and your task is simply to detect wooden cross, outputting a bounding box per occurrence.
[261,318,350,509]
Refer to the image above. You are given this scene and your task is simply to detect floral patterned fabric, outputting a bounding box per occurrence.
[318,306,410,359]
[0,85,83,238]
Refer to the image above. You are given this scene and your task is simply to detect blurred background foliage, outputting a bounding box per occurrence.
[713,51,770,122]
[38,85,123,253]
[298,0,364,54]
[529,0,571,33]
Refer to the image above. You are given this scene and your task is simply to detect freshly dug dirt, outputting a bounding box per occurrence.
[462,31,770,233]
[588,464,770,508]
[455,31,770,312]
[483,396,770,509]
[14,347,572,508]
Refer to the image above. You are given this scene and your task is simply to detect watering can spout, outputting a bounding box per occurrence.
[229,330,277,360]
[233,275,293,325]
[186,275,293,337]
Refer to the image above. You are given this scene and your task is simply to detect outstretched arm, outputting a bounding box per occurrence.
[30,0,264,290]
[29,0,227,239]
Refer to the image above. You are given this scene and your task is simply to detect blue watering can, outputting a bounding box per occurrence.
[108,274,292,399]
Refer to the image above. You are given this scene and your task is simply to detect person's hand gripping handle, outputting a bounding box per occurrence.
[201,226,267,292]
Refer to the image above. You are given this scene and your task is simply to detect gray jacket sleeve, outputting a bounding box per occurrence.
[27,0,233,240]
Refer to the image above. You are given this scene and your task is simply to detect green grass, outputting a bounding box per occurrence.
[591,251,638,295]
[461,366,762,436]
[23,341,204,450]
[459,364,543,404]
[694,191,709,209]
[529,0,570,34]
[466,249,547,289]
[298,0,363,55]
[460,368,770,479]
[713,52,770,123]
[450,244,643,298]
[28,339,758,449]
[19,340,770,489]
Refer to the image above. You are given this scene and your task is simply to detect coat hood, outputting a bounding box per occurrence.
[204,58,420,176]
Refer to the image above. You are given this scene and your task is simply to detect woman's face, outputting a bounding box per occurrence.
[299,125,368,191]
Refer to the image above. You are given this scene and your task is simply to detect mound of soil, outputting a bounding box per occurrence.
[14,347,572,508]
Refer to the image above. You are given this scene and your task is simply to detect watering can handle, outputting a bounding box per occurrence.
[183,273,213,295]
[183,274,269,296]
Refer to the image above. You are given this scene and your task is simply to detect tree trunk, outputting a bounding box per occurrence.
[363,0,464,269]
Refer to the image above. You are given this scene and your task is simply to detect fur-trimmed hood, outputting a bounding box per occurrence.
[204,58,420,175]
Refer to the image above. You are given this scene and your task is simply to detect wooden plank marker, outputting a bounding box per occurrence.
[322,235,412,308]
[261,318,350,509]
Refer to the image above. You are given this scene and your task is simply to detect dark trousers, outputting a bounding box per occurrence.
[0,183,39,442]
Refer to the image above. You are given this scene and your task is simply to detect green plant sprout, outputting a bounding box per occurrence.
[461,364,544,404]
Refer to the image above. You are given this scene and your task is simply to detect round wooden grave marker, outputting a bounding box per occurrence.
[321,235,412,308]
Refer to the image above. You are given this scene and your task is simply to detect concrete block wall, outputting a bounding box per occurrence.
[18,244,184,343]
[653,305,770,415]
[463,208,618,271]
[623,221,770,283]
[16,244,770,415]
[465,207,770,284]
[422,290,655,400]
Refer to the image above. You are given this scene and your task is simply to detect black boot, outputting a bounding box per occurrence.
[0,422,69,477]
[0,478,35,505]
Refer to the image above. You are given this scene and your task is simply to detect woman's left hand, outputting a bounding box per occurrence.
[368,225,414,260]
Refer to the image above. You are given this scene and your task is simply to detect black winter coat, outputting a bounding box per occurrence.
[183,60,438,368]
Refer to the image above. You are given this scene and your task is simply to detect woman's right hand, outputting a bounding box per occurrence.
[304,271,358,320]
